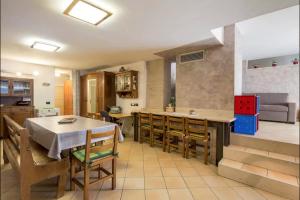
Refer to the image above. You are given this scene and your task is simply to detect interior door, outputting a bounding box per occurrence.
[80,76,88,116]
[87,79,97,113]
[64,80,73,115]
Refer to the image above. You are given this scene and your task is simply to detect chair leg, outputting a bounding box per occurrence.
[20,179,31,200]
[112,158,116,189]
[139,129,143,144]
[204,141,208,165]
[70,158,76,191]
[181,136,185,158]
[167,134,171,153]
[185,139,190,159]
[162,134,166,152]
[57,174,67,198]
[83,167,90,200]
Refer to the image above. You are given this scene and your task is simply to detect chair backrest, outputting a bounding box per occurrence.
[151,114,165,129]
[3,115,34,171]
[139,113,151,125]
[85,126,118,163]
[100,111,112,122]
[185,118,208,138]
[167,116,185,132]
[87,112,101,120]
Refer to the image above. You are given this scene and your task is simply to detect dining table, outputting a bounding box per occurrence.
[25,115,124,159]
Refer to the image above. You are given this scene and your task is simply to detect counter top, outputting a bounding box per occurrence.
[134,108,235,123]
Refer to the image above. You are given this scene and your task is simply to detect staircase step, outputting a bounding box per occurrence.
[224,145,299,176]
[231,133,299,157]
[218,159,299,200]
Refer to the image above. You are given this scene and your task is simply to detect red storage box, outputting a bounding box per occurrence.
[234,96,257,115]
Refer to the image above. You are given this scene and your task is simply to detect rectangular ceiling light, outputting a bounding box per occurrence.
[31,42,60,52]
[64,0,112,25]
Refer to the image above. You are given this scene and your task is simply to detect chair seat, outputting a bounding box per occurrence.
[186,134,208,141]
[153,128,164,133]
[72,149,114,163]
[30,139,55,165]
[167,130,185,137]
[141,124,151,129]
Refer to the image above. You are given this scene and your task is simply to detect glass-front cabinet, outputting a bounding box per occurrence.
[115,70,138,98]
[12,80,32,96]
[0,77,33,97]
[0,79,10,96]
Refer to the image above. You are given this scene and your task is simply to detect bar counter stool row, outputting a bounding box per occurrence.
[139,113,210,164]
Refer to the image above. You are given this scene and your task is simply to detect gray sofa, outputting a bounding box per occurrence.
[244,93,296,124]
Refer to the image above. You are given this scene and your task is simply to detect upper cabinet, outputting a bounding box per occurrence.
[115,70,138,98]
[0,77,33,97]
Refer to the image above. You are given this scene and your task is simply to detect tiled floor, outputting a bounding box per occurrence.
[1,138,289,200]
[238,121,299,144]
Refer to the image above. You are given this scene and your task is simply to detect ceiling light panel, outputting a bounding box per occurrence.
[64,0,112,25]
[31,42,60,52]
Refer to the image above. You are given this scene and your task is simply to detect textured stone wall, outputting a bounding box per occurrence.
[176,25,235,110]
[146,59,171,109]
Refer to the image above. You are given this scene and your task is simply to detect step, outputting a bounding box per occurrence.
[218,158,299,200]
[224,145,299,176]
[231,133,299,157]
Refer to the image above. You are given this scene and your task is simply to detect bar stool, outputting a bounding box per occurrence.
[184,118,209,164]
[151,114,166,151]
[166,116,185,157]
[139,113,151,144]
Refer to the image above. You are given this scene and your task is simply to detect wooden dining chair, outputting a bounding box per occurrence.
[166,116,186,157]
[70,127,119,200]
[2,115,69,200]
[87,112,101,120]
[139,113,151,144]
[151,114,166,151]
[184,118,209,164]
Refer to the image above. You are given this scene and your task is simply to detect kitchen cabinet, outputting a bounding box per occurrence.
[115,70,138,98]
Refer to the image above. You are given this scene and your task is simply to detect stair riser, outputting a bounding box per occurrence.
[224,147,299,176]
[219,163,299,200]
[231,134,299,157]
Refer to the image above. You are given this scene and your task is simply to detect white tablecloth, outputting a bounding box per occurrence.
[25,115,124,159]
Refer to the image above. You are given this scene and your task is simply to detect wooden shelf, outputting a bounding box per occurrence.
[115,70,138,98]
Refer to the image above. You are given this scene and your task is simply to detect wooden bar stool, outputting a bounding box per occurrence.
[184,118,209,164]
[70,127,119,200]
[139,113,152,144]
[166,116,185,157]
[151,114,166,151]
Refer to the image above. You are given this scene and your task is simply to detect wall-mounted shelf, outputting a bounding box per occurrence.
[115,70,138,98]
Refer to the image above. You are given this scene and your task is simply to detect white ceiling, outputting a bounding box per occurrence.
[238,5,299,60]
[1,0,299,69]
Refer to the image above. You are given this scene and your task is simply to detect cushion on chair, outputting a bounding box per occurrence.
[72,149,115,163]
[260,105,288,112]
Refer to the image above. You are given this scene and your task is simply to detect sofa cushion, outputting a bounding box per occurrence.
[243,93,288,104]
[260,105,288,112]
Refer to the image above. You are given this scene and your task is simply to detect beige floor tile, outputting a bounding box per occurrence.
[72,190,99,200]
[161,168,181,177]
[96,190,122,200]
[127,161,144,168]
[178,167,199,177]
[126,168,144,177]
[202,176,229,187]
[143,154,158,160]
[190,188,218,200]
[241,164,267,176]
[268,170,298,185]
[121,189,145,200]
[144,167,163,177]
[194,164,218,176]
[246,148,268,156]
[123,178,144,189]
[159,159,176,167]
[145,177,166,189]
[145,189,169,200]
[223,178,246,187]
[144,160,160,167]
[211,187,242,200]
[167,189,193,200]
[229,145,247,151]
[232,187,265,200]
[174,160,192,168]
[101,178,124,190]
[164,177,186,189]
[116,169,126,178]
[183,177,207,188]
[255,188,289,200]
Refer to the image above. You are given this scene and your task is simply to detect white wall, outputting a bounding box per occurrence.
[1,59,55,109]
[234,25,243,95]
[243,64,299,110]
[100,61,147,114]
